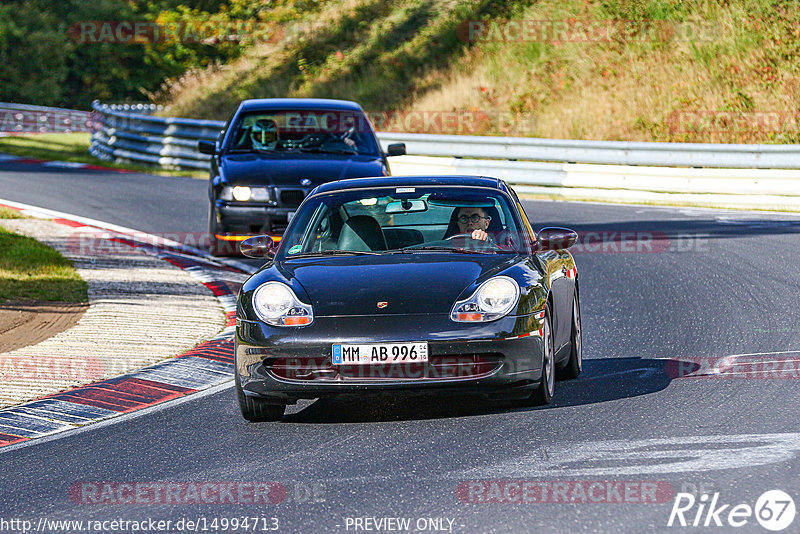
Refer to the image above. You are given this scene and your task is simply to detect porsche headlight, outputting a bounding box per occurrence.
[451,276,520,322]
[252,282,313,326]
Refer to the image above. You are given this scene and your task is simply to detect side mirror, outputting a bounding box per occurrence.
[198,140,216,155]
[536,227,578,251]
[240,235,276,258]
[386,143,406,157]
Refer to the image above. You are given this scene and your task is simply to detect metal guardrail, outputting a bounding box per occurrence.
[377,133,800,170]
[0,102,96,134]
[4,101,800,207]
[90,101,224,169]
[87,101,800,172]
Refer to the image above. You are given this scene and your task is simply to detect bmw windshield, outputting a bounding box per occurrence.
[225,110,380,156]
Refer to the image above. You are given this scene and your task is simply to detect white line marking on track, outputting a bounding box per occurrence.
[457,432,800,477]
[654,349,800,359]
[41,161,89,169]
[580,368,659,381]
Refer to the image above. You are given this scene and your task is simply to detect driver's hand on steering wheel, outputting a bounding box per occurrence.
[471,229,489,241]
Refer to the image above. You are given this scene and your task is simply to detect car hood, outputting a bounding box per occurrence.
[219,153,385,186]
[278,254,519,316]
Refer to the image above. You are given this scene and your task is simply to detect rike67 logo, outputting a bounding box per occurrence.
[668,490,795,531]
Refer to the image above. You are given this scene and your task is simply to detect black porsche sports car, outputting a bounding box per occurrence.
[198,98,406,255]
[234,175,581,421]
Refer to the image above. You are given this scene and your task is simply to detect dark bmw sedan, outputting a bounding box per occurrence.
[234,175,582,421]
[198,98,406,255]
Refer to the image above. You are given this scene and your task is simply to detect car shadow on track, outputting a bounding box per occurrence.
[281,357,681,424]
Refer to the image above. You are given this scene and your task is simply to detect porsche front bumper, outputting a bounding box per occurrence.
[235,313,544,404]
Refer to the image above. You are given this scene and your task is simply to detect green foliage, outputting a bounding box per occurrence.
[596,0,690,21]
[0,4,69,106]
[0,0,325,108]
[3,0,799,144]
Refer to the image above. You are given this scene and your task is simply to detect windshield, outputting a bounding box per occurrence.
[277,186,530,259]
[225,109,380,155]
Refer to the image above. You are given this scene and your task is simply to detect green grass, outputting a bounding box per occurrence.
[0,221,88,303]
[0,133,206,178]
[0,207,24,219]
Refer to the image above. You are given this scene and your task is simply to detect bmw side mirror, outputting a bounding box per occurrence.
[240,235,276,258]
[537,227,578,251]
[386,143,406,157]
[198,140,216,155]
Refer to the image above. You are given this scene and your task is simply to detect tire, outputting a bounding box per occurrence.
[557,291,582,380]
[526,308,555,406]
[208,205,230,257]
[235,373,285,422]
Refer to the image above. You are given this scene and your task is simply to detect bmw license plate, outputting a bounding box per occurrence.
[332,342,428,365]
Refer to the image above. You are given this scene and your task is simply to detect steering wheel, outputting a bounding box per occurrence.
[443,232,497,250]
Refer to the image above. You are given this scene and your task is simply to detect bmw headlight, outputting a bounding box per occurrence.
[252,282,314,326]
[219,186,271,202]
[233,186,251,201]
[451,276,520,322]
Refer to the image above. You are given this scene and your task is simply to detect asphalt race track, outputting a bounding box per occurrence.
[2,160,800,533]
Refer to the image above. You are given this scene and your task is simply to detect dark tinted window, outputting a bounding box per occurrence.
[226,110,379,155]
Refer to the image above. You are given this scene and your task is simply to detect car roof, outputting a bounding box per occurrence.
[312,175,506,195]
[238,98,364,112]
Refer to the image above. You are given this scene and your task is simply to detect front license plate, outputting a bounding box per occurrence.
[332,342,428,365]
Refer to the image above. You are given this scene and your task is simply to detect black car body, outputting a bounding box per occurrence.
[199,98,405,255]
[234,175,582,421]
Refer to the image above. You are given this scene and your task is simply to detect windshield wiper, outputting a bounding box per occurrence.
[392,246,494,254]
[227,148,277,154]
[296,147,357,155]
[288,249,381,258]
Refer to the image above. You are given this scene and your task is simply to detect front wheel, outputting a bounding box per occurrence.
[235,373,285,422]
[557,291,582,380]
[526,308,555,406]
[208,205,234,257]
